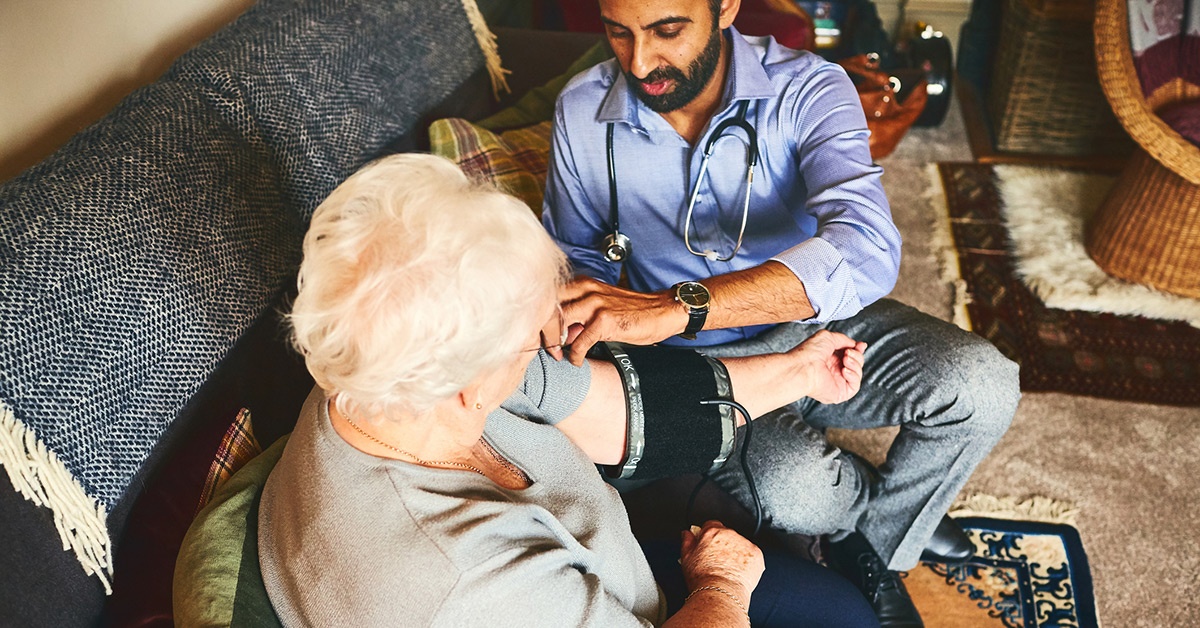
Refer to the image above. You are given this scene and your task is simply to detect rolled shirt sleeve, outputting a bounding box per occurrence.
[769,62,901,322]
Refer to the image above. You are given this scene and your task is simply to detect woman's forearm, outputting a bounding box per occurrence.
[720,352,810,425]
[662,589,752,628]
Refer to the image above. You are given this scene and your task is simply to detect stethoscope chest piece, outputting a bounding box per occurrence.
[603,231,631,263]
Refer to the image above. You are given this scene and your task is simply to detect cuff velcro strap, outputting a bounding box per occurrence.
[596,342,735,481]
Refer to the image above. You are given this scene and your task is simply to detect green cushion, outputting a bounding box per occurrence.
[474,41,612,131]
[428,43,613,217]
[174,436,288,628]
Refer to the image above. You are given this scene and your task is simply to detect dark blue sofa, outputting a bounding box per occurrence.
[0,1,596,624]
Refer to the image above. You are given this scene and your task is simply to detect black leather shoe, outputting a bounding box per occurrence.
[919,515,974,564]
[828,532,924,628]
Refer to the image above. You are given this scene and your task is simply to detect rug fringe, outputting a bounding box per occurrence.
[461,0,511,100]
[950,493,1080,527]
[0,402,113,594]
[924,163,973,332]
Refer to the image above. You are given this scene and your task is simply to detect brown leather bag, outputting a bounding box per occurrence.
[837,53,928,159]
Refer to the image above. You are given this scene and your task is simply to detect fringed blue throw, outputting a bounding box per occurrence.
[0,0,501,591]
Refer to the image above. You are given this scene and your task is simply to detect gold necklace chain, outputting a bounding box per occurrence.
[340,411,487,477]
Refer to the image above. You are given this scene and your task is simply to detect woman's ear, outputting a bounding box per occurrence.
[456,387,480,412]
[459,377,498,412]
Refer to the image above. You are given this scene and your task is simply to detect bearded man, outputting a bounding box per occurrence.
[541,0,1021,626]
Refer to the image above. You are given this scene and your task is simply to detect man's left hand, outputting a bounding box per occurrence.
[558,276,687,366]
[787,330,867,405]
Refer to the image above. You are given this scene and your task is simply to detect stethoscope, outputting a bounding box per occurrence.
[602,100,759,263]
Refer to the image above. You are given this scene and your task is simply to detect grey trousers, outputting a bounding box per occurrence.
[701,299,1020,571]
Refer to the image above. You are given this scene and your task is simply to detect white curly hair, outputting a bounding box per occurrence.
[289,153,568,419]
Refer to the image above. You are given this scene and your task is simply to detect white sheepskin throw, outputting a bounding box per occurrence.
[995,164,1200,327]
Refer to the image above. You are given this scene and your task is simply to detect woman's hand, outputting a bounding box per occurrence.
[788,330,867,405]
[679,521,765,604]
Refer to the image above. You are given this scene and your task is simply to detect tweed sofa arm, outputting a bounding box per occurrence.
[0,0,495,624]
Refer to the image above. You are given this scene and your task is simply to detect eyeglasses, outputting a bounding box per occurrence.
[519,305,566,354]
[520,343,564,354]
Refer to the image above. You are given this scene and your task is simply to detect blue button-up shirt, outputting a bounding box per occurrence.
[543,27,901,347]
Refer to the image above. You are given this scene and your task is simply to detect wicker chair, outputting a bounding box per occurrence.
[1086,0,1200,298]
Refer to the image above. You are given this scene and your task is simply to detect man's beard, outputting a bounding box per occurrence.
[628,28,723,113]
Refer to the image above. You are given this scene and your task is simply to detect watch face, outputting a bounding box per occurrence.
[677,282,710,308]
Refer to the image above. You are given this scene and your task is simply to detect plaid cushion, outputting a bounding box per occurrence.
[197,408,262,515]
[428,41,611,216]
[429,118,553,216]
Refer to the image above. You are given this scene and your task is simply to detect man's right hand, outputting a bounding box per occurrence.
[558,276,689,366]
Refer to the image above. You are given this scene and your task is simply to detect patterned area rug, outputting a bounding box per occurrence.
[907,517,1098,628]
[937,162,1200,406]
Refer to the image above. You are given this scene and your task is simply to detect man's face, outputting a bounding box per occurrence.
[600,0,726,113]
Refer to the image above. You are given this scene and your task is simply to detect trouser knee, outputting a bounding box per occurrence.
[728,450,865,536]
[946,340,1021,440]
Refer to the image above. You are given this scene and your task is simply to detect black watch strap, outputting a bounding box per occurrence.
[682,308,707,339]
[674,281,710,341]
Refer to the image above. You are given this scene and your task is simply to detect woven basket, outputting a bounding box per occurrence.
[1084,0,1200,298]
[986,0,1133,156]
[1085,149,1200,297]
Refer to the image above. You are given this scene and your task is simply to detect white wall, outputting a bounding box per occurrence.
[899,0,970,51]
[0,0,254,183]
[0,0,969,183]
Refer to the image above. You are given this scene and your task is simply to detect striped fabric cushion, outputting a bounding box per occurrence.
[196,408,263,515]
[428,118,553,217]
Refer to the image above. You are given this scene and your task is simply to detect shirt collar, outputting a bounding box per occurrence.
[597,25,776,127]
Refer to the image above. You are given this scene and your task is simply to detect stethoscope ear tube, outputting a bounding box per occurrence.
[604,101,758,264]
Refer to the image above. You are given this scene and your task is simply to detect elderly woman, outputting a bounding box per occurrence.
[258,153,879,627]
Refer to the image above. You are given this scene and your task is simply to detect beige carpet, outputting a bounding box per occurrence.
[827,100,1200,627]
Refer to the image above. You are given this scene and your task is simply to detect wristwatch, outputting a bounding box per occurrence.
[673,281,711,340]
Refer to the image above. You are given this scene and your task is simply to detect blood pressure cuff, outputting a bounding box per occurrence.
[595,342,736,481]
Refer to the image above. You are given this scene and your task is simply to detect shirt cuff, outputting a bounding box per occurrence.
[770,237,863,323]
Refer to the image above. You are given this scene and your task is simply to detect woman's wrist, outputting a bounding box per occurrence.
[685,575,752,606]
[684,584,751,624]
[686,585,747,609]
